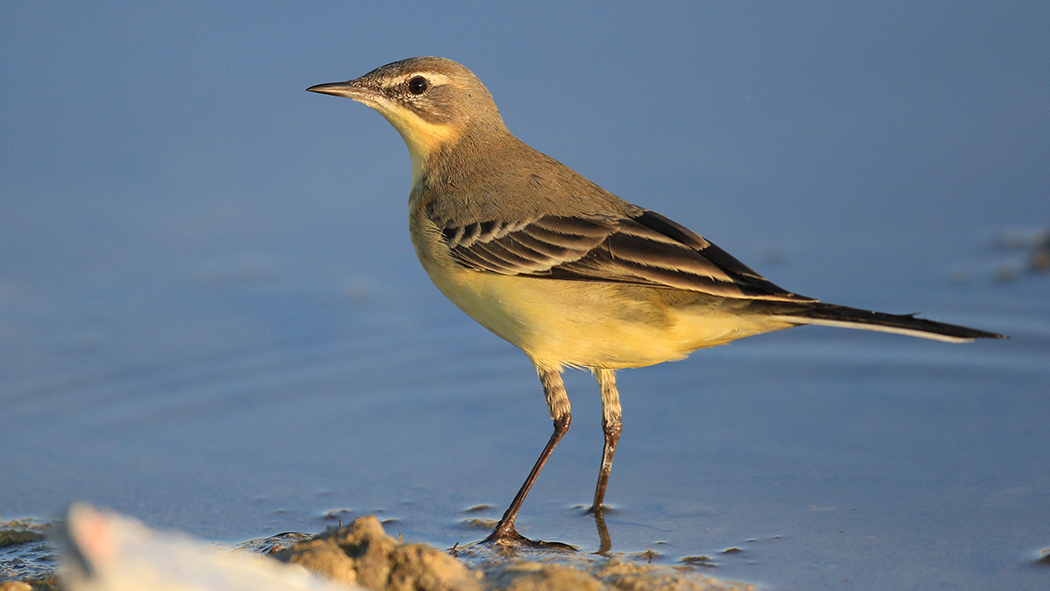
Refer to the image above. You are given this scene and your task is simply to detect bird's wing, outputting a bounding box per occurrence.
[440,209,812,301]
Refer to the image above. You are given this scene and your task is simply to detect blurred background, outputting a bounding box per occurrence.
[2,3,1048,590]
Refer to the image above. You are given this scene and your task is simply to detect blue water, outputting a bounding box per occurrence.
[3,4,1049,589]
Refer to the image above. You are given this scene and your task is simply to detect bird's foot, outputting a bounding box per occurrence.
[482,524,576,551]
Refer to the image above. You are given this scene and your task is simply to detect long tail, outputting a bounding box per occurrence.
[766,302,1008,343]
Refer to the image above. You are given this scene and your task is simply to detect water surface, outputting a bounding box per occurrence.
[2,4,1048,589]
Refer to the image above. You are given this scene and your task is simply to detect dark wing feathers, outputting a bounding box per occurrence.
[439,209,811,301]
[632,211,808,297]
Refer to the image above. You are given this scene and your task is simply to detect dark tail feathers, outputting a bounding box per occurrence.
[768,302,1007,343]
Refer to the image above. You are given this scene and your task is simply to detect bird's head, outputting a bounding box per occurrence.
[308,57,506,184]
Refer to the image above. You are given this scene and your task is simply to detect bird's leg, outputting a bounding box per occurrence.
[485,369,571,544]
[591,368,621,513]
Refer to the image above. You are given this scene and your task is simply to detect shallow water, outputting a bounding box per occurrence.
[2,237,1048,589]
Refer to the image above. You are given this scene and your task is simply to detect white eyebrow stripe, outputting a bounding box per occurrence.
[390,72,452,87]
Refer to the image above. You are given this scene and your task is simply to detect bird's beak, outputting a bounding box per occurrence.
[306,80,380,103]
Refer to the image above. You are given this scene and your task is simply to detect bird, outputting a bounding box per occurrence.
[307,56,1006,546]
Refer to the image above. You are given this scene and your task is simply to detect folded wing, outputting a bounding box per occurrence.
[440,209,813,301]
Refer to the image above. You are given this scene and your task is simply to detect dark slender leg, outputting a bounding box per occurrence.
[485,369,571,544]
[591,369,621,512]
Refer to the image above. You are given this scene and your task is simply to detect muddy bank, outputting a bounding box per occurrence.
[2,512,749,591]
[272,515,751,591]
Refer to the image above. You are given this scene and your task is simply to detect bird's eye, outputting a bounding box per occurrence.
[408,76,429,95]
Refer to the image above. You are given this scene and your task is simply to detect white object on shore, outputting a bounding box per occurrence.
[57,503,361,591]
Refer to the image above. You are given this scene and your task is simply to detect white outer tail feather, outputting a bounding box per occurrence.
[775,315,978,343]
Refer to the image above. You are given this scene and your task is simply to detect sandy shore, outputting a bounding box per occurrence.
[1,514,752,591]
[269,515,753,591]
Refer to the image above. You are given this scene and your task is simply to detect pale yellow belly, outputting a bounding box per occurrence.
[419,256,791,371]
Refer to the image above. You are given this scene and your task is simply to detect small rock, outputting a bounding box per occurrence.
[275,516,482,591]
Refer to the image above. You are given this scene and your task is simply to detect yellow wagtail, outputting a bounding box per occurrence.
[308,57,1006,545]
